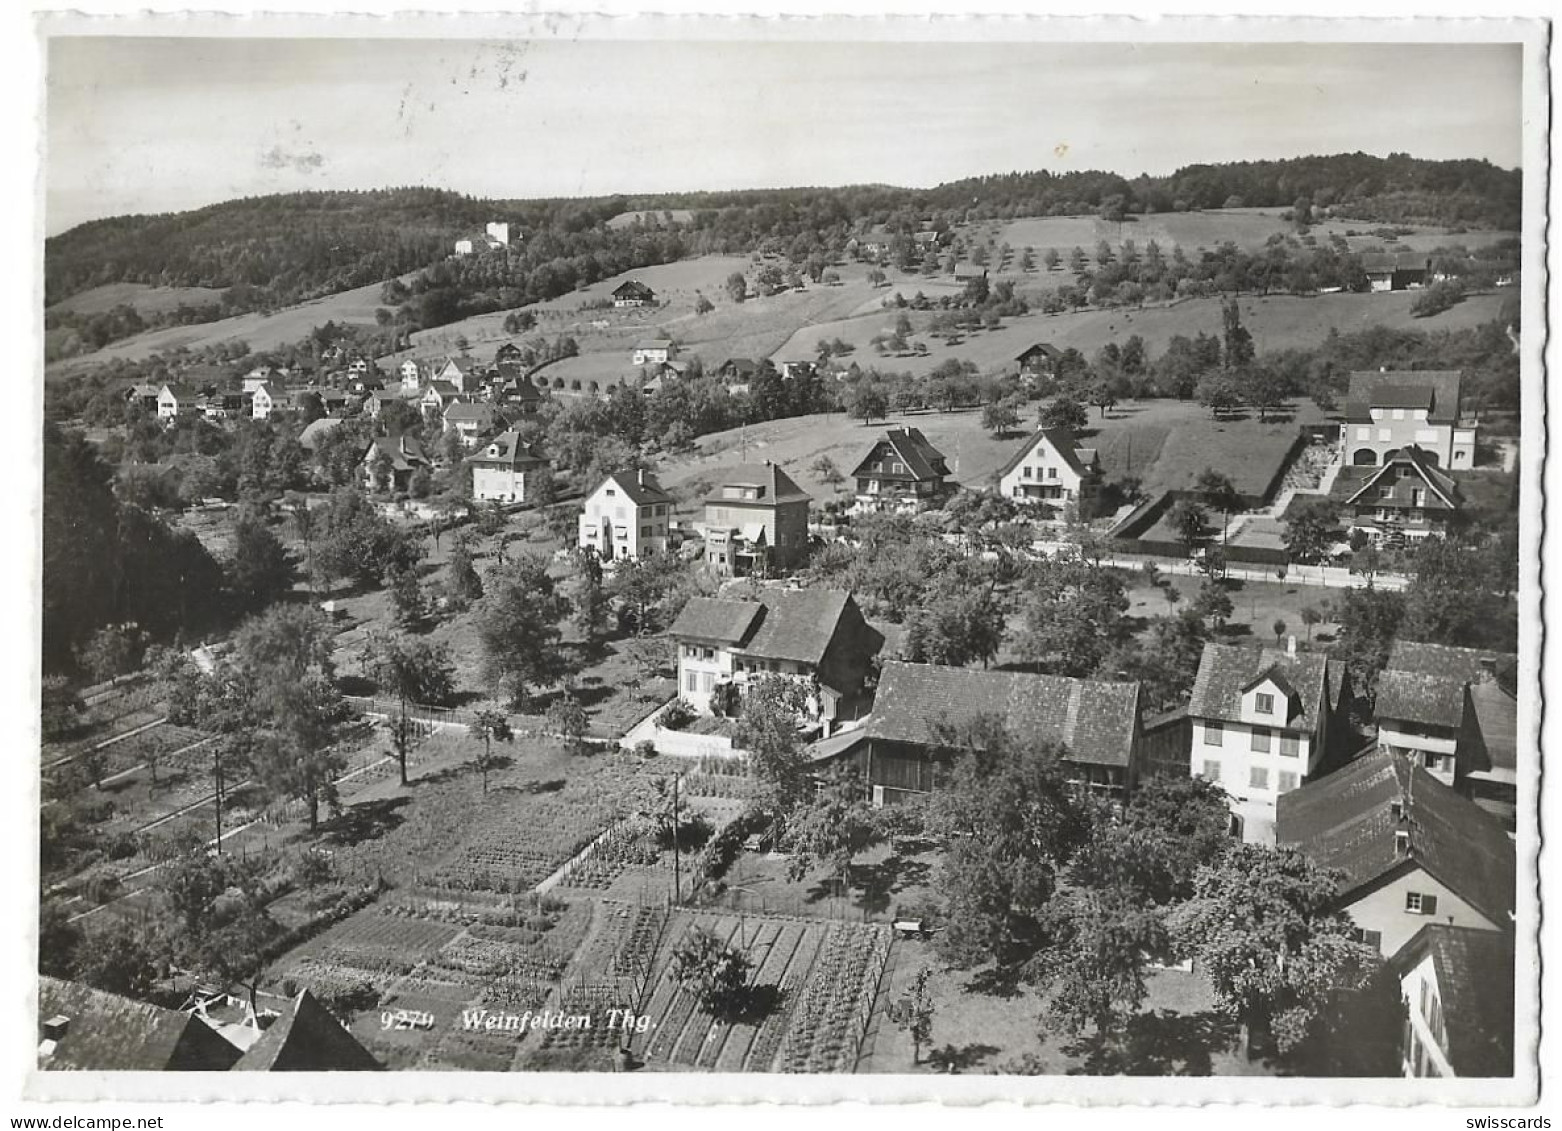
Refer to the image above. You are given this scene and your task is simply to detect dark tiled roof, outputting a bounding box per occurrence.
[1466,679,1518,775]
[634,339,674,350]
[443,401,504,424]
[425,380,461,397]
[720,358,759,377]
[1344,447,1461,511]
[364,434,430,472]
[468,430,545,469]
[37,977,241,1071]
[669,596,764,646]
[598,469,673,507]
[1361,253,1431,273]
[614,280,655,297]
[1187,644,1331,730]
[1389,641,1507,683]
[1392,924,1514,1077]
[1346,370,1463,424]
[743,589,856,665]
[232,990,381,1071]
[1375,669,1468,729]
[1275,747,1515,927]
[851,427,949,482]
[160,383,199,401]
[995,427,1098,481]
[443,355,483,375]
[865,661,1140,768]
[1016,343,1061,363]
[1368,385,1435,410]
[703,462,813,507]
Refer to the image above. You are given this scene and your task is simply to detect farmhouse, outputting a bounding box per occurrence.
[632,339,676,366]
[668,589,882,735]
[494,342,524,366]
[1343,370,1476,468]
[613,280,656,308]
[251,382,283,420]
[436,356,485,394]
[850,427,952,513]
[1015,342,1062,378]
[123,381,163,412]
[1341,446,1463,544]
[952,263,989,284]
[1276,746,1514,957]
[492,372,543,414]
[157,382,199,420]
[1187,642,1352,844]
[242,365,284,394]
[200,391,246,421]
[37,977,242,1071]
[1377,641,1518,824]
[1363,253,1431,292]
[1391,924,1514,1078]
[995,427,1102,520]
[700,461,813,577]
[578,469,674,561]
[362,433,431,494]
[442,400,509,448]
[716,357,760,394]
[817,661,1142,804]
[467,430,547,504]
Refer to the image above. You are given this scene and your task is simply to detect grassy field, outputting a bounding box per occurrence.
[981,207,1516,258]
[652,397,1320,514]
[44,275,417,377]
[47,282,228,316]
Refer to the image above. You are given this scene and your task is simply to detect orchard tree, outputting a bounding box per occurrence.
[468,708,514,793]
[725,272,748,304]
[1283,500,1340,565]
[670,927,754,1021]
[1018,554,1130,678]
[1039,396,1089,433]
[360,630,455,786]
[1170,844,1382,1057]
[784,765,880,895]
[546,693,590,755]
[734,674,812,816]
[473,554,569,710]
[846,382,889,426]
[981,397,1022,437]
[1170,499,1208,557]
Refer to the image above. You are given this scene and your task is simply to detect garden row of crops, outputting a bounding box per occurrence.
[777,922,892,1073]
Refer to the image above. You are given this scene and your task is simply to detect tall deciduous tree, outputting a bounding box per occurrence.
[734,674,812,816]
[360,630,455,785]
[783,765,880,894]
[473,554,568,710]
[468,708,514,793]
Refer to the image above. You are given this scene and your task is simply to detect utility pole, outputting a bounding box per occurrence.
[213,742,224,855]
[671,774,682,907]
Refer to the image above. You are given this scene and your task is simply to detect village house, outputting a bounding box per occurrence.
[1376,641,1519,825]
[362,433,431,494]
[995,427,1102,520]
[442,400,509,448]
[815,661,1142,804]
[1390,924,1514,1078]
[1341,445,1464,544]
[436,355,485,394]
[1276,746,1514,957]
[952,263,989,284]
[700,461,813,577]
[779,360,817,382]
[632,339,676,366]
[1014,342,1062,379]
[493,342,524,367]
[37,977,242,1071]
[613,280,656,308]
[1363,252,1431,292]
[157,382,199,420]
[123,381,163,412]
[1343,369,1476,468]
[850,427,952,513]
[242,365,284,395]
[420,380,463,413]
[346,373,384,396]
[199,391,246,421]
[577,469,675,561]
[668,589,883,736]
[716,357,760,395]
[454,222,512,257]
[1186,642,1352,845]
[491,371,543,414]
[398,359,422,391]
[467,430,547,504]
[251,381,283,420]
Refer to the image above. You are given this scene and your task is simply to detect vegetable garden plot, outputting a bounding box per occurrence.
[777,923,892,1074]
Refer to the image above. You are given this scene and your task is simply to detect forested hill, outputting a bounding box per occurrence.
[46,153,1519,311]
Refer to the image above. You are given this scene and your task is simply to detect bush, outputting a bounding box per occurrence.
[106,834,139,861]
[1411,281,1465,318]
[632,739,658,759]
[659,697,697,731]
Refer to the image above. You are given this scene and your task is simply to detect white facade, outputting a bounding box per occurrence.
[1399,950,1452,1077]
[1190,676,1320,845]
[1378,723,1459,785]
[251,386,277,420]
[471,464,532,503]
[399,360,421,391]
[633,343,674,365]
[577,478,671,561]
[997,433,1096,510]
[675,644,825,722]
[157,388,184,419]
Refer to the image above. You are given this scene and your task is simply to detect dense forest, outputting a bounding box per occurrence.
[46,153,1521,322]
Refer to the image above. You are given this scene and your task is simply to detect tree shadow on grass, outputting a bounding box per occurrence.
[320,796,410,848]
[724,983,785,1026]
[926,1042,1001,1074]
[852,854,931,916]
[337,674,376,697]
[1061,1009,1240,1076]
[964,964,1027,1000]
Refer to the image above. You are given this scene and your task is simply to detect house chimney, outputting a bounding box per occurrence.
[1394,828,1411,857]
[637,469,645,486]
[1389,800,1403,821]
[41,1015,70,1043]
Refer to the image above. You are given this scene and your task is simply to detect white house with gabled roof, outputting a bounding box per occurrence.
[577,470,675,560]
[995,427,1102,519]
